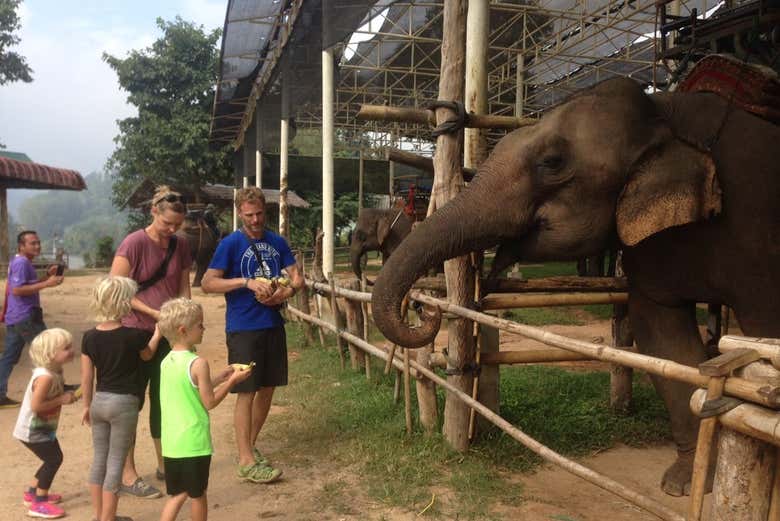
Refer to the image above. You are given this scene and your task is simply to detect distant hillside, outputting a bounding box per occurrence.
[14,172,127,256]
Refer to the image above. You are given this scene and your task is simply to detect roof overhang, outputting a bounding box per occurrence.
[0,156,86,191]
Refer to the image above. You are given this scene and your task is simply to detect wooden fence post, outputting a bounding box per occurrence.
[437,0,474,454]
[415,342,439,433]
[712,358,778,520]
[343,279,366,370]
[610,253,633,413]
[295,253,315,346]
[328,273,345,369]
[361,274,371,380]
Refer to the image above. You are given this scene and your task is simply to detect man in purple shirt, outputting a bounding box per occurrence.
[0,231,63,408]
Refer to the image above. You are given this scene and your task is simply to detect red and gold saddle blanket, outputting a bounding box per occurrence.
[678,54,780,124]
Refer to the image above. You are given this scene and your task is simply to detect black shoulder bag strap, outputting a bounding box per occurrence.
[138,235,178,292]
[240,228,264,269]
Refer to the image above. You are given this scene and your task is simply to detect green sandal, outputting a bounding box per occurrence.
[237,463,282,484]
[253,447,269,466]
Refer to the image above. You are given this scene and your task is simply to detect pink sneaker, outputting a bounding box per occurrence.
[27,500,65,518]
[23,492,62,506]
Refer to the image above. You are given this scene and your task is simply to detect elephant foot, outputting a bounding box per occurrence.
[661,448,716,497]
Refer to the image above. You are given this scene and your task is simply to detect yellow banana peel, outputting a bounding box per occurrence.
[231,362,256,371]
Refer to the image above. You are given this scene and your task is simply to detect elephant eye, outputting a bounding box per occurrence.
[537,155,564,172]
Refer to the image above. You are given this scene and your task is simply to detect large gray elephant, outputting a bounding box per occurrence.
[350,207,414,279]
[371,77,780,496]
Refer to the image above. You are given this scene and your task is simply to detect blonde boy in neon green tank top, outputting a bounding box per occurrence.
[157,298,251,521]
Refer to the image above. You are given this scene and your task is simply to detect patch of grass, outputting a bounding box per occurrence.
[504,307,585,326]
[516,261,578,279]
[472,365,670,472]
[581,304,614,321]
[277,323,670,519]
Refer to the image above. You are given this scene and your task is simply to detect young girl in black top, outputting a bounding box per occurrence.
[81,276,161,521]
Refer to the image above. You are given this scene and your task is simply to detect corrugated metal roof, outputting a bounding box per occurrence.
[211,0,381,147]
[0,155,86,191]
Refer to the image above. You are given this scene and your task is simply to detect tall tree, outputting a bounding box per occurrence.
[0,0,33,86]
[105,17,231,207]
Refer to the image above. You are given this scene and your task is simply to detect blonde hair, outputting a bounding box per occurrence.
[29,328,72,396]
[235,186,266,211]
[91,276,137,321]
[158,298,203,342]
[152,185,186,214]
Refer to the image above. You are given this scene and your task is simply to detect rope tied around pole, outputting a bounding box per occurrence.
[441,348,481,376]
[427,100,468,136]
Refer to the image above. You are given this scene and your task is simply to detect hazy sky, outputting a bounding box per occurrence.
[0,0,226,176]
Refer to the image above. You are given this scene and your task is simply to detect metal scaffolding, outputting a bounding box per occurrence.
[211,0,724,155]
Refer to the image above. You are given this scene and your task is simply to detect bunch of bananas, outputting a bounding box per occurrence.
[254,276,291,302]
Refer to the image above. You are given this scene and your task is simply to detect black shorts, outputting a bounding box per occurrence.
[164,455,211,498]
[227,326,288,392]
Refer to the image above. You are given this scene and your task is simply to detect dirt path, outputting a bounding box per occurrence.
[0,273,704,520]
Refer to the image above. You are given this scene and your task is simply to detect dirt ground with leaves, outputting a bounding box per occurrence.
[0,273,704,520]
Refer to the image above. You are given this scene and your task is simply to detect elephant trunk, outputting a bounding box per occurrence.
[350,242,365,280]
[371,174,529,348]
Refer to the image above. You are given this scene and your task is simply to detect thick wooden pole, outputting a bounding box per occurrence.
[322,47,335,278]
[610,255,633,413]
[464,0,497,439]
[416,342,439,433]
[711,360,778,521]
[344,279,366,370]
[358,149,364,210]
[295,253,315,346]
[279,117,290,239]
[355,105,536,129]
[480,291,627,310]
[329,273,345,369]
[515,53,525,117]
[437,0,474,453]
[360,274,371,379]
[0,188,8,264]
[243,145,251,189]
[255,116,262,188]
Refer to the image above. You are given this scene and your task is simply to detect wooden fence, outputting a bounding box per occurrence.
[289,278,780,521]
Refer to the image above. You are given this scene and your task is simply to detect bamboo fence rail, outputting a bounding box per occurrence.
[309,279,780,409]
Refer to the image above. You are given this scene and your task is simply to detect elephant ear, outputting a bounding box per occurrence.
[377,216,392,246]
[616,139,722,246]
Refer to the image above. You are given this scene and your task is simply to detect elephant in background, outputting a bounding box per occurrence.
[349,207,414,280]
[371,77,780,496]
[178,208,222,287]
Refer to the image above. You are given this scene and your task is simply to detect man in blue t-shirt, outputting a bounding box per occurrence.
[202,187,302,484]
[0,231,64,408]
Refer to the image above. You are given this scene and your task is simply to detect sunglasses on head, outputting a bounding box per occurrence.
[154,193,185,205]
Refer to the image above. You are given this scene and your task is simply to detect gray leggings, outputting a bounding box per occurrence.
[88,392,139,492]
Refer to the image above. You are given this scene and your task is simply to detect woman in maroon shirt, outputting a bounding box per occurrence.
[110,185,191,499]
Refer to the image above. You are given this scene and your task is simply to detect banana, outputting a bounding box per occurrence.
[276,277,291,287]
[73,387,83,399]
[231,362,256,372]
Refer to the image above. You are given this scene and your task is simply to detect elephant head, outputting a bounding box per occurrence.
[372,78,722,348]
[350,208,414,280]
